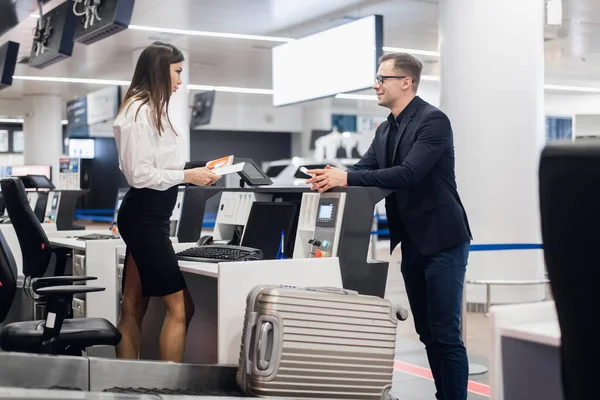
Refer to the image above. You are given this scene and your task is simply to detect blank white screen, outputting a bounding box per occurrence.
[272,15,380,107]
[319,204,333,219]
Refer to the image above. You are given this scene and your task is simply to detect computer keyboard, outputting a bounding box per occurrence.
[76,233,118,240]
[176,244,262,263]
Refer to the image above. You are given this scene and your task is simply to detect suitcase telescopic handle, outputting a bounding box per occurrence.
[306,286,359,295]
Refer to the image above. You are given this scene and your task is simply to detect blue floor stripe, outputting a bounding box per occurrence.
[470,243,542,251]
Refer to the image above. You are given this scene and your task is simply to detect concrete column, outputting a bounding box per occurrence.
[439,0,546,305]
[132,47,190,161]
[23,94,63,184]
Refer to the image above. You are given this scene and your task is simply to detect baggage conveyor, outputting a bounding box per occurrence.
[0,351,252,398]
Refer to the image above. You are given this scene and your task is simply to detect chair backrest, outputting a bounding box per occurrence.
[0,230,18,323]
[539,140,600,400]
[0,178,51,278]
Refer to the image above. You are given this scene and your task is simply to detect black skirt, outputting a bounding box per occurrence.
[117,185,186,298]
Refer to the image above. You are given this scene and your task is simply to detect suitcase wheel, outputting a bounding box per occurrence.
[396,305,409,321]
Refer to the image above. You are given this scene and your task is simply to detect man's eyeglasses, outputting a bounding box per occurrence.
[375,75,409,85]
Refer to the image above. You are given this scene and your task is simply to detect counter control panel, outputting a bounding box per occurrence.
[293,192,345,259]
[44,191,60,224]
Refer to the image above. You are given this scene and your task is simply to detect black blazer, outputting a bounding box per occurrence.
[347,96,472,255]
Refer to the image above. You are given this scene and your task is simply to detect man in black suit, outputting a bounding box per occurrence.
[306,53,472,400]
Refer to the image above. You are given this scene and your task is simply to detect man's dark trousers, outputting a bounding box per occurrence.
[401,239,470,400]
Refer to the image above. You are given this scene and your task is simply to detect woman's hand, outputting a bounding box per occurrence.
[184,167,220,186]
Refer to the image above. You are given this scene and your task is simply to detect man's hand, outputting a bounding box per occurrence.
[305,165,348,193]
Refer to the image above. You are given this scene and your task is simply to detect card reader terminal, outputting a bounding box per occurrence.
[310,194,342,258]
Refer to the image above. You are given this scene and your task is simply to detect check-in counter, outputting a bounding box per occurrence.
[129,185,391,365]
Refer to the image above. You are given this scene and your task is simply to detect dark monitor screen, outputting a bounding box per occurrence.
[190,91,215,128]
[29,175,55,189]
[19,175,54,189]
[241,202,299,260]
[0,41,19,89]
[236,158,273,186]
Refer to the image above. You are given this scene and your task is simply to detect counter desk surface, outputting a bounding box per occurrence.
[501,320,561,347]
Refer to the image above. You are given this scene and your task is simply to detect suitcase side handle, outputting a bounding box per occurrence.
[251,315,281,379]
[257,321,273,370]
[306,286,359,295]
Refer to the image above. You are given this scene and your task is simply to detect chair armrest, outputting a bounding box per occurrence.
[35,276,97,284]
[35,285,104,296]
[32,276,97,293]
[37,285,104,354]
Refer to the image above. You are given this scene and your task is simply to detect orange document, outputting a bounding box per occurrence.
[206,155,234,170]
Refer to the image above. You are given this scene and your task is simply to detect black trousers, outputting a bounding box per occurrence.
[401,239,470,400]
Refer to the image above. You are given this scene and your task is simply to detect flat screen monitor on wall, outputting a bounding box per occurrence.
[0,40,19,90]
[272,14,383,107]
[69,138,95,159]
[190,91,215,128]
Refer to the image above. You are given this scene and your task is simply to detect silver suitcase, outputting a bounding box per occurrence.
[237,285,408,399]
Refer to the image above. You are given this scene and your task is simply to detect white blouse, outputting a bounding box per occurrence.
[113,100,185,191]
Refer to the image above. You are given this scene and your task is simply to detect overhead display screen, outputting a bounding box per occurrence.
[272,15,383,107]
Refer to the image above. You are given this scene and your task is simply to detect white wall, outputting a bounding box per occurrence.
[545,92,600,116]
[0,153,24,166]
[202,103,304,133]
[0,98,25,118]
[573,114,600,138]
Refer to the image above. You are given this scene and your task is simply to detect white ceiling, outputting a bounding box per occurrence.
[0,0,600,109]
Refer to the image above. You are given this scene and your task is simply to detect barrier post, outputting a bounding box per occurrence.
[463,281,489,375]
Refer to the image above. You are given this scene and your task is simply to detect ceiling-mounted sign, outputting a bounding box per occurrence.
[66,96,88,129]
[66,86,120,136]
[89,119,115,137]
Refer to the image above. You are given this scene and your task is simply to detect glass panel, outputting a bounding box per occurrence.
[12,131,24,152]
[0,131,9,152]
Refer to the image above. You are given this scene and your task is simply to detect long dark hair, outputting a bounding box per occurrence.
[119,41,184,135]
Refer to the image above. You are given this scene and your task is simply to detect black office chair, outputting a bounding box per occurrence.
[0,177,121,354]
[0,177,71,282]
[0,229,121,354]
[539,140,600,400]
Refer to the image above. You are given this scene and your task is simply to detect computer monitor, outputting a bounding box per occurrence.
[241,202,299,260]
[235,158,273,187]
[18,175,55,190]
[0,41,19,90]
[190,91,215,128]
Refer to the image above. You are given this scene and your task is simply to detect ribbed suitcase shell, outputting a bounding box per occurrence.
[237,285,399,399]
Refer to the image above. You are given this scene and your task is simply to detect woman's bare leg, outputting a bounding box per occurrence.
[158,288,195,362]
[115,254,149,359]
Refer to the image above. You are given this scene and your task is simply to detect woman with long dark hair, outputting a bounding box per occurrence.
[113,41,219,362]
